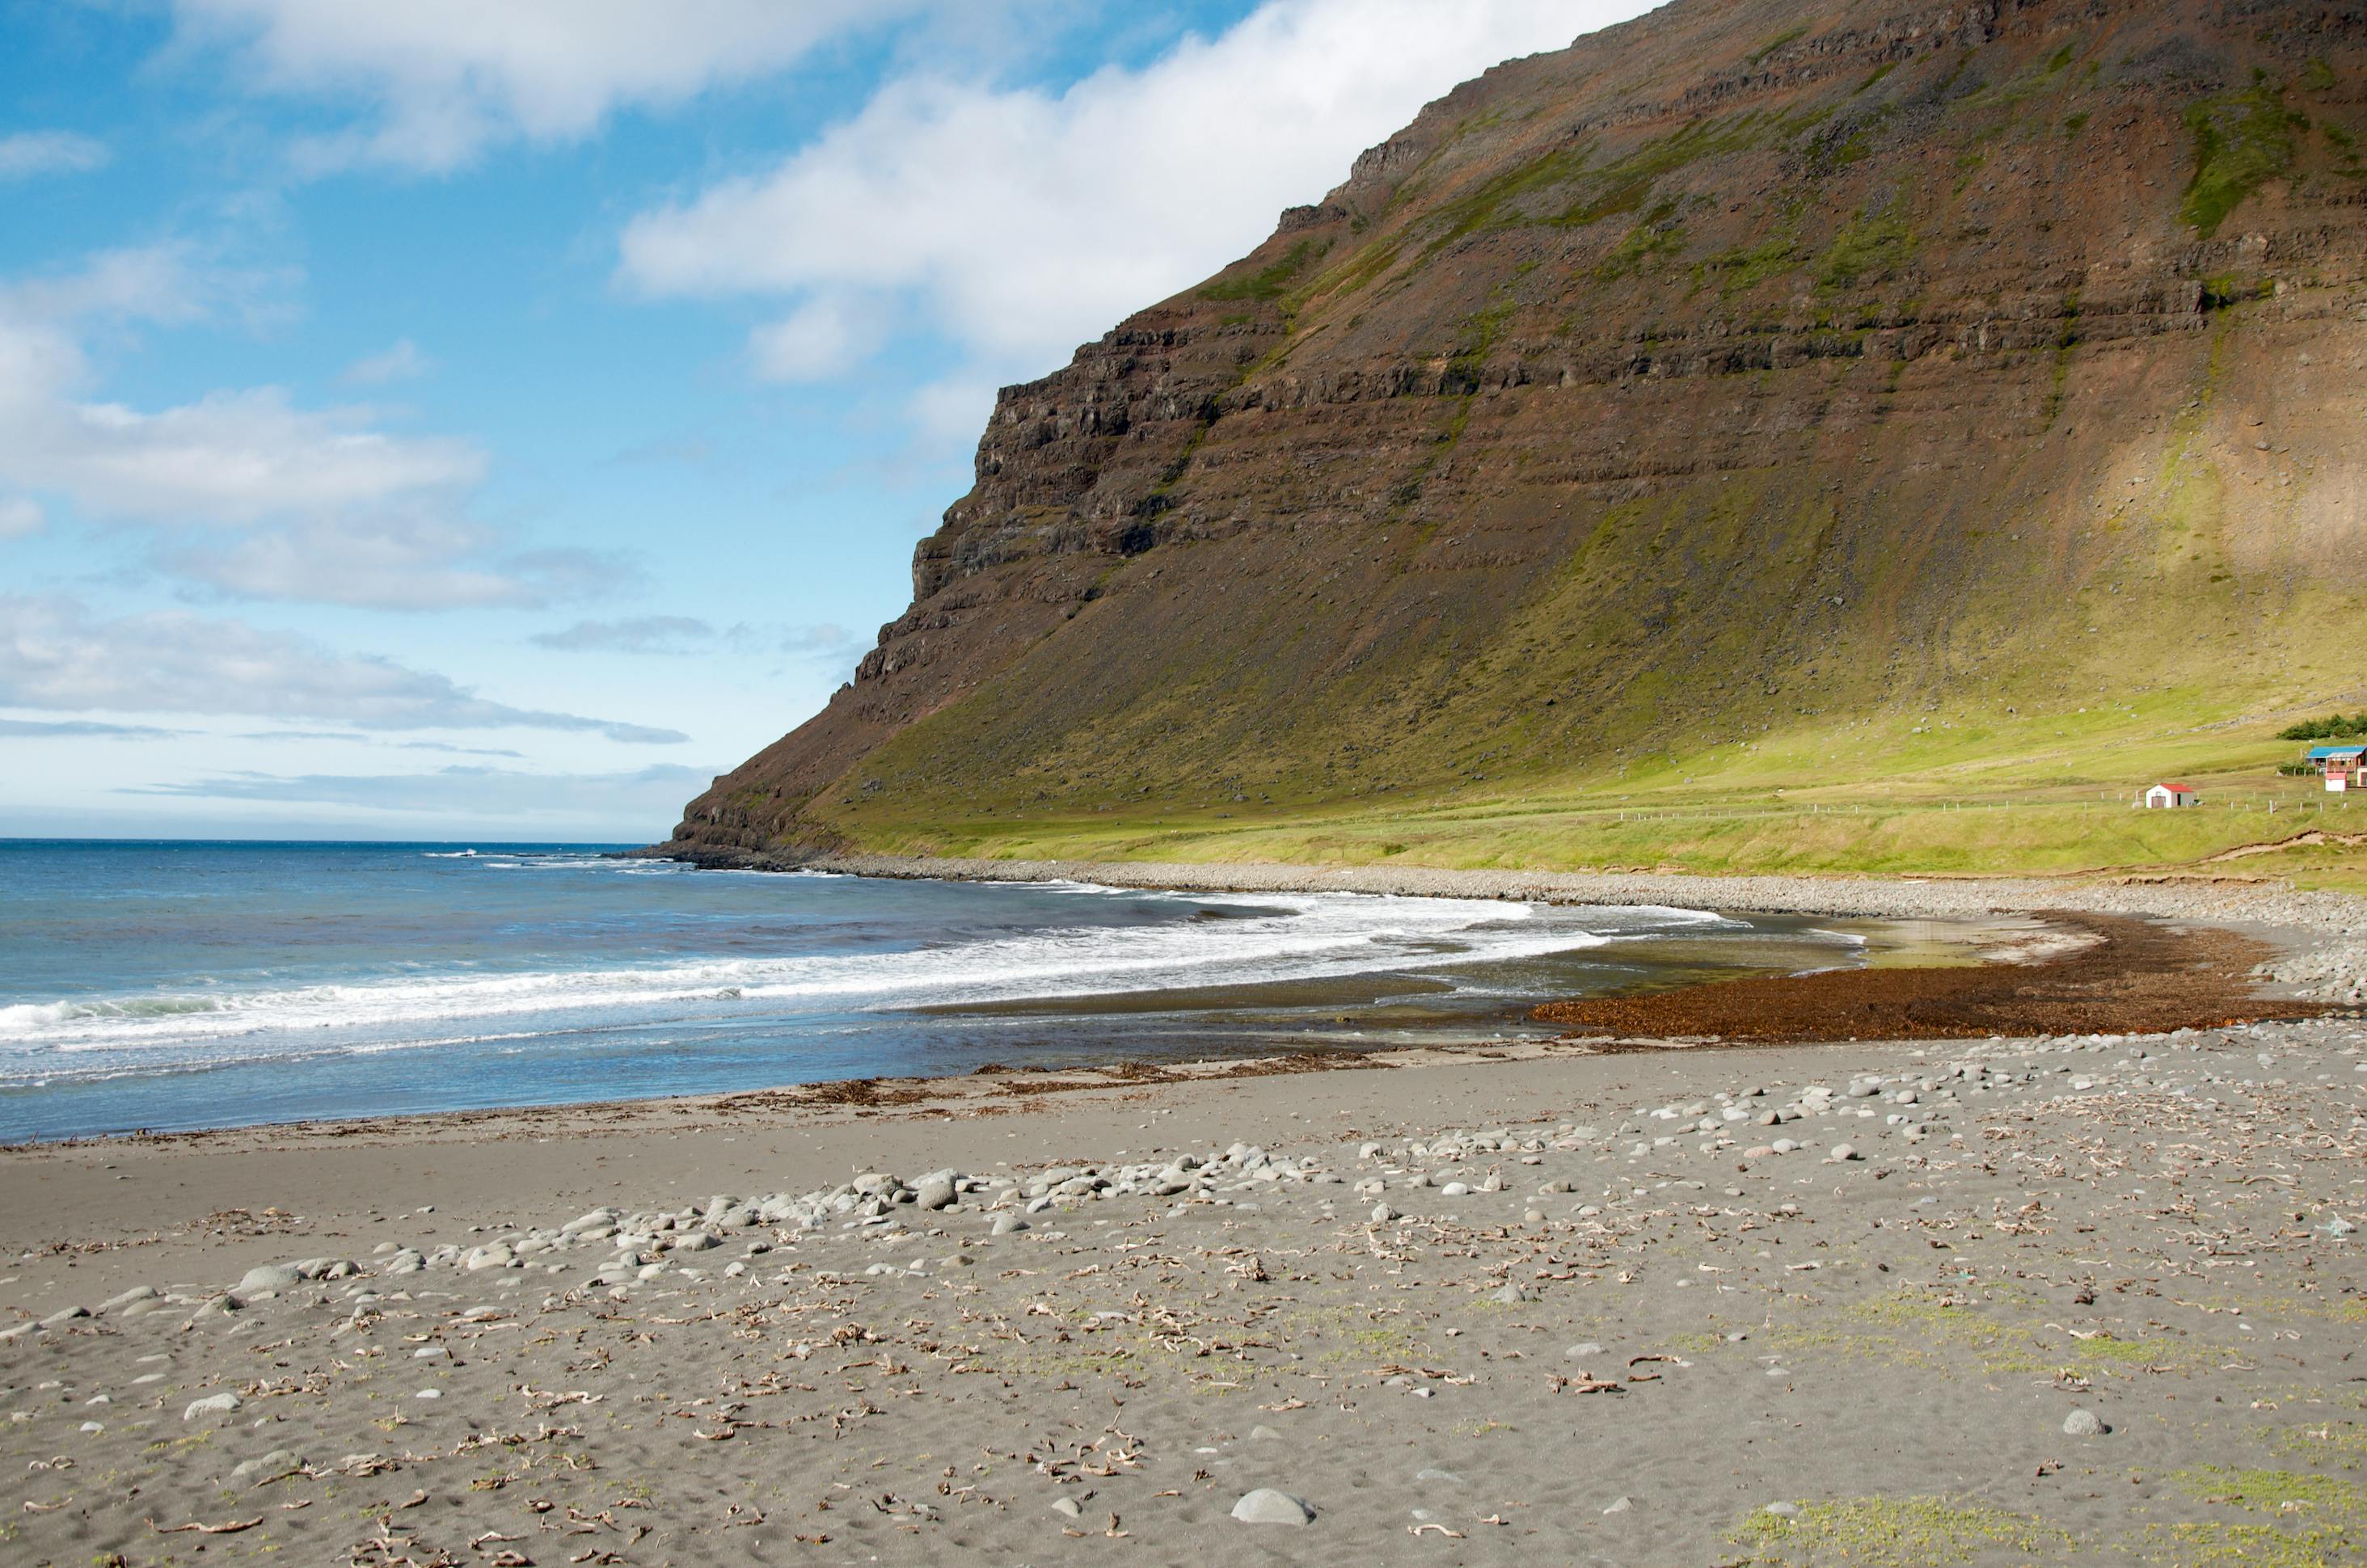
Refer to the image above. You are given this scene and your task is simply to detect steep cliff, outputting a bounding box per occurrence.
[662,0,2367,866]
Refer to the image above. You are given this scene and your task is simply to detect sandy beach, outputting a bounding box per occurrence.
[4,864,2365,1566]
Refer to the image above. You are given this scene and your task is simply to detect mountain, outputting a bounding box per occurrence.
[659,0,2367,870]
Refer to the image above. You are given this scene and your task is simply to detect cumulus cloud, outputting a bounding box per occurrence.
[0,247,608,609]
[339,337,432,385]
[749,293,891,382]
[171,0,931,171]
[0,596,687,743]
[620,0,1622,392]
[0,131,112,181]
[126,761,716,826]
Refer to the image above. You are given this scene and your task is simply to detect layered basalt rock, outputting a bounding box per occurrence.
[663,0,2367,863]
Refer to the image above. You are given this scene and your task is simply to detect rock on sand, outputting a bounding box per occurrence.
[1231,1489,1316,1525]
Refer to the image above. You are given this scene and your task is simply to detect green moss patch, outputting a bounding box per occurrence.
[1747,25,1810,66]
[1732,1495,2073,1565]
[1819,207,1915,289]
[2273,1423,2367,1470]
[1200,238,1324,304]
[2149,1467,2367,1566]
[1693,235,1802,294]
[2182,79,2305,238]
[1846,1288,2187,1376]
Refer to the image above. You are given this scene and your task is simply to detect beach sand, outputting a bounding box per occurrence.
[4,869,2365,1566]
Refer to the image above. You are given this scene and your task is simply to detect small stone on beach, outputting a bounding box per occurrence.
[1231,1489,1316,1525]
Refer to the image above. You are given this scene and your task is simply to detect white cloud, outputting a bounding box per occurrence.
[0,496,42,537]
[4,385,484,524]
[530,616,854,668]
[0,248,605,609]
[171,0,930,171]
[0,717,181,739]
[532,615,715,654]
[6,244,206,332]
[162,516,631,611]
[749,293,888,382]
[395,740,525,757]
[0,132,112,181]
[0,596,688,743]
[125,761,717,828]
[905,375,998,453]
[620,0,1627,392]
[340,337,432,385]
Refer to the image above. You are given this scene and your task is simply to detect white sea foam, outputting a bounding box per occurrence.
[0,891,1711,1087]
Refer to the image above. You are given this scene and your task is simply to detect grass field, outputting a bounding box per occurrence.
[820,700,2367,891]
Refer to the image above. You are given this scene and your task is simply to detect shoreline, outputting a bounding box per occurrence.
[5,863,2361,1563]
[11,859,2361,1155]
[675,841,2367,928]
[795,849,2364,927]
[6,906,2332,1162]
[783,849,2367,1004]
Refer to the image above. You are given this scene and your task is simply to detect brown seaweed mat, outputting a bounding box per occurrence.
[1532,913,2327,1046]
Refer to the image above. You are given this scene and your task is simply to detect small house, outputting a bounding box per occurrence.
[2307,744,2367,791]
[2145,782,2200,809]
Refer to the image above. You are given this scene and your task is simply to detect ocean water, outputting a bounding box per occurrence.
[0,841,1869,1143]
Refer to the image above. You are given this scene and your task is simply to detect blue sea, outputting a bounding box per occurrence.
[0,841,1870,1143]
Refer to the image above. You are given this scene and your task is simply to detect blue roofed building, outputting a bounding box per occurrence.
[2304,744,2367,791]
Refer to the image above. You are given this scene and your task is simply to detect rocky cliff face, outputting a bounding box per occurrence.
[664,0,2367,864]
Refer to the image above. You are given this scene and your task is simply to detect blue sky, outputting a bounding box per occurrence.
[0,0,1632,841]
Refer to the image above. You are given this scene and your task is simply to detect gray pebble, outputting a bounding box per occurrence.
[1231,1489,1316,1525]
[230,1448,304,1482]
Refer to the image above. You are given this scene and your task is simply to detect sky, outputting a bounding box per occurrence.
[0,0,1640,842]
